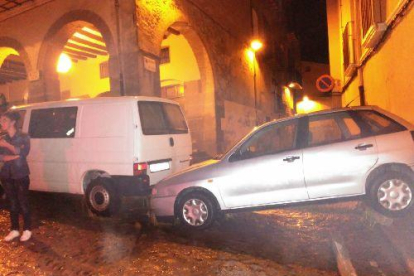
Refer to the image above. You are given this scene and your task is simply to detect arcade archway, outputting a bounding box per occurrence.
[159,22,216,157]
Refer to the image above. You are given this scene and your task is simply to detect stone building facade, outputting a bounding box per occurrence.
[0,0,297,156]
[327,0,414,123]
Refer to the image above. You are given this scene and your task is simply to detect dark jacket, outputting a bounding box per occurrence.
[0,131,30,179]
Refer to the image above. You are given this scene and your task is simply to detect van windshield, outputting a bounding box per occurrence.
[138,101,189,135]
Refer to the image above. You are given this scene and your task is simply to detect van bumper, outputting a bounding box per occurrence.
[112,175,151,196]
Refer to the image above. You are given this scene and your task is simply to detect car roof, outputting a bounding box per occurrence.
[10,96,180,110]
[259,105,376,127]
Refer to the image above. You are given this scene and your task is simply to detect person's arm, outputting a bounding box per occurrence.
[0,155,19,162]
[0,135,30,157]
[16,135,30,158]
[0,139,18,154]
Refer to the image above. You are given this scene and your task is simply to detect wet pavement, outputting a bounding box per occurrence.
[0,193,413,276]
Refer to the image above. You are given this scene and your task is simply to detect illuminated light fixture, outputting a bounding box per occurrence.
[246,49,255,63]
[288,82,303,90]
[250,39,263,52]
[298,96,317,113]
[57,53,72,73]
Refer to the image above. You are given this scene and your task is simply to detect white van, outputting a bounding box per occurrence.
[8,96,192,216]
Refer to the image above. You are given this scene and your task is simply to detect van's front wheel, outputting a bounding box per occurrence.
[86,178,120,217]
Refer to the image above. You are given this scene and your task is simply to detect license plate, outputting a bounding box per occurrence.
[149,161,170,173]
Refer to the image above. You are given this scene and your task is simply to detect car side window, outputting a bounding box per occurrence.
[238,120,298,160]
[355,110,406,136]
[308,112,362,147]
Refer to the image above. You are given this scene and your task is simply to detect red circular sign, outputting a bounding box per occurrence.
[316,75,335,92]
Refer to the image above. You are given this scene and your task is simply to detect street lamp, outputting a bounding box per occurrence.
[250,39,263,126]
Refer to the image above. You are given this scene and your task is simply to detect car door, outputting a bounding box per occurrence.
[216,119,309,209]
[302,111,378,199]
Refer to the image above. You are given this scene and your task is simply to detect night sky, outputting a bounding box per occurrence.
[289,0,329,64]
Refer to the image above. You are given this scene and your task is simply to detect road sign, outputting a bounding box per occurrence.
[316,74,335,93]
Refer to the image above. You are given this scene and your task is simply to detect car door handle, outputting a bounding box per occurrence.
[169,137,175,147]
[355,143,373,151]
[283,156,300,163]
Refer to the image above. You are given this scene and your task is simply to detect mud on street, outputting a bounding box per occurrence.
[0,193,413,276]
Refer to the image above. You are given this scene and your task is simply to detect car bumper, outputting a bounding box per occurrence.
[150,195,176,217]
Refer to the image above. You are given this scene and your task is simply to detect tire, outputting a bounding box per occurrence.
[177,193,216,230]
[368,170,414,217]
[86,178,120,217]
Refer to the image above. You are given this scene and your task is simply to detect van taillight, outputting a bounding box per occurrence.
[134,162,148,176]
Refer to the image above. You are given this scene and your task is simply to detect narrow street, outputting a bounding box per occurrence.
[0,193,412,276]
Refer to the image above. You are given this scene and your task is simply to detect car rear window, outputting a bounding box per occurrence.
[356,110,406,135]
[138,101,188,135]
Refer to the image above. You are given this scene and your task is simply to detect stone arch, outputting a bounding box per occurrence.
[0,36,33,76]
[37,10,119,101]
[159,21,217,156]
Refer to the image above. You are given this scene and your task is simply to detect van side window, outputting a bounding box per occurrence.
[138,102,188,135]
[29,107,78,138]
[355,110,406,136]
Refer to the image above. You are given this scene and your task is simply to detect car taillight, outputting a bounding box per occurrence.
[134,162,148,176]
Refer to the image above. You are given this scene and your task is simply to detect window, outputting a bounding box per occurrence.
[308,112,362,147]
[138,102,188,135]
[100,61,109,79]
[342,22,356,76]
[238,120,297,160]
[29,107,77,138]
[163,103,188,134]
[360,0,384,38]
[160,47,170,64]
[356,110,406,135]
[16,110,26,130]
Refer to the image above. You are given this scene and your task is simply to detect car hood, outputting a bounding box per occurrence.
[157,159,220,187]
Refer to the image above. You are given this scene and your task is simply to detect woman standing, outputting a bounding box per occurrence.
[0,111,32,242]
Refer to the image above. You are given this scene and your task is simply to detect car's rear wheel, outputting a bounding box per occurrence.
[368,170,414,217]
[178,193,216,230]
[86,178,120,217]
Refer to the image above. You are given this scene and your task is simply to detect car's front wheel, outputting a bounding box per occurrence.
[86,178,120,217]
[368,170,414,217]
[177,193,216,229]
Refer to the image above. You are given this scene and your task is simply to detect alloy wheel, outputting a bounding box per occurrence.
[377,179,412,211]
[182,198,209,226]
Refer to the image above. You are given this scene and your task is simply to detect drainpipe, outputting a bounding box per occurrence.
[115,0,125,96]
[351,0,366,106]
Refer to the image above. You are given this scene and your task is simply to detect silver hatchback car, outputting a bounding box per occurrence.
[151,106,414,229]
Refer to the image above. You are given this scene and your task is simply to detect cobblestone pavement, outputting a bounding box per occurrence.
[0,193,412,276]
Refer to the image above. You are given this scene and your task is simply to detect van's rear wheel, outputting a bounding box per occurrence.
[86,178,119,217]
